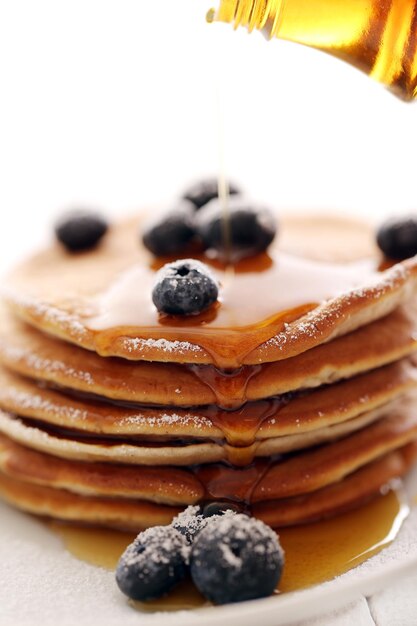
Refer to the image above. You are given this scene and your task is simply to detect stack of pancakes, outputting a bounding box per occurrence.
[1,214,417,531]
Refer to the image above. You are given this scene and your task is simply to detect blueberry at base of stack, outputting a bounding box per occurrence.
[116,509,285,605]
[116,525,189,601]
[189,513,284,604]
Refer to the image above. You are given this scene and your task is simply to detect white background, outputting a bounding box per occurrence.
[0,3,417,624]
[0,0,416,277]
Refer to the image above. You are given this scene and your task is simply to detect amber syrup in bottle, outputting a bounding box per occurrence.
[208,0,417,100]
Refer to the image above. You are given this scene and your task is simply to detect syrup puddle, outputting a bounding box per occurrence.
[48,488,409,611]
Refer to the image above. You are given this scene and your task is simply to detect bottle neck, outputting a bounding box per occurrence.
[209,0,417,101]
[209,0,285,38]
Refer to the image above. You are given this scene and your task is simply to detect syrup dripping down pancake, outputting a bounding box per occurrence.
[0,402,398,466]
[4,214,417,367]
[0,445,414,530]
[195,405,417,501]
[0,361,415,465]
[0,403,416,496]
[1,304,417,407]
[0,359,415,443]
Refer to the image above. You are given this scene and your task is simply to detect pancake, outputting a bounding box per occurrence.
[0,434,203,505]
[2,304,417,407]
[0,470,180,530]
[2,211,417,538]
[252,402,417,502]
[253,444,417,527]
[0,401,398,466]
[0,403,416,500]
[4,214,417,368]
[196,405,417,501]
[0,359,415,444]
[0,445,413,530]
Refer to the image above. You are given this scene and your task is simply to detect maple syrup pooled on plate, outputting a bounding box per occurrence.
[49,487,409,611]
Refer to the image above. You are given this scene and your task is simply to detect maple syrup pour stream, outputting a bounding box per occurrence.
[87,139,378,371]
[49,488,409,611]
[215,66,233,269]
[85,122,379,373]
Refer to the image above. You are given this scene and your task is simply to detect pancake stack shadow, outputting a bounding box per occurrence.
[1,215,417,530]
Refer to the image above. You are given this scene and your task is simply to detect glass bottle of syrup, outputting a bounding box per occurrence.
[208,0,417,100]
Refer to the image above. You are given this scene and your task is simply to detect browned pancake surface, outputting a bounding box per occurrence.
[0,358,415,469]
[0,360,415,441]
[1,305,417,407]
[5,214,417,367]
[0,445,413,530]
[0,434,203,505]
[254,445,417,527]
[0,403,398,466]
[0,403,416,498]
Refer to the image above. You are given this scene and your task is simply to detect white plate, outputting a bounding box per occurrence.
[1,466,416,626]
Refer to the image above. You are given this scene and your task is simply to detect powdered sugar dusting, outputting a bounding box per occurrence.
[0,342,94,385]
[122,336,202,355]
[119,525,189,571]
[3,289,88,340]
[120,412,212,430]
[192,513,284,574]
[0,412,77,451]
[0,410,217,465]
[171,505,210,543]
[0,387,88,421]
[261,262,412,355]
[220,542,243,568]
[0,380,214,432]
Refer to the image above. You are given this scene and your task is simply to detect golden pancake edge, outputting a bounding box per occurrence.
[1,212,417,531]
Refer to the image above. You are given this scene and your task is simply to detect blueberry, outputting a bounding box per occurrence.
[171,505,208,544]
[142,201,196,257]
[172,504,243,544]
[195,197,277,260]
[152,259,219,316]
[183,177,241,210]
[202,501,244,518]
[376,216,417,260]
[190,514,284,604]
[55,210,108,252]
[115,525,189,601]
